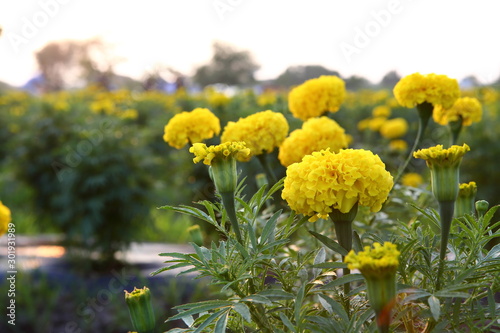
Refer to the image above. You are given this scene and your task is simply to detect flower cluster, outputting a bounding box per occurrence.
[163,108,221,149]
[393,73,460,109]
[282,149,393,221]
[0,201,11,236]
[278,117,349,167]
[401,173,424,187]
[189,142,250,165]
[221,110,288,159]
[413,144,470,169]
[433,97,482,126]
[345,242,400,279]
[458,181,477,197]
[288,76,346,120]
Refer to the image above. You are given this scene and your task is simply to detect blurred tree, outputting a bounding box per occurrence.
[344,75,372,90]
[379,70,401,89]
[35,38,119,91]
[193,41,260,87]
[274,65,340,87]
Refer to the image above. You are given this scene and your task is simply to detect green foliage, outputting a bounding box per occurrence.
[153,174,500,332]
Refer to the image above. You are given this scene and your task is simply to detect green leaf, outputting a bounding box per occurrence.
[168,300,232,321]
[279,312,297,333]
[321,273,364,289]
[313,262,348,270]
[434,291,469,298]
[313,248,326,278]
[257,289,295,301]
[352,231,363,253]
[308,230,348,256]
[294,283,306,327]
[317,294,349,322]
[241,294,272,305]
[260,210,281,244]
[192,310,225,333]
[428,295,440,321]
[232,302,251,322]
[214,311,229,333]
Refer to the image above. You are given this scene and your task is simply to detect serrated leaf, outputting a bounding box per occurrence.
[308,230,348,256]
[428,295,440,321]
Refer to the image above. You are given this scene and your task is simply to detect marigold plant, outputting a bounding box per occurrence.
[433,96,482,126]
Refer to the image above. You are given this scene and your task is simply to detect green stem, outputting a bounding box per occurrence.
[220,191,242,242]
[448,119,463,146]
[436,200,455,290]
[393,102,433,186]
[257,154,278,185]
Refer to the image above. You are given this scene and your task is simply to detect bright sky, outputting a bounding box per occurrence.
[1,0,500,87]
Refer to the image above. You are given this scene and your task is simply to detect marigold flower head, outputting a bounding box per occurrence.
[221,110,288,159]
[458,181,477,198]
[372,105,391,118]
[389,139,408,152]
[433,97,482,126]
[189,142,250,166]
[0,201,11,236]
[369,117,387,131]
[379,117,409,139]
[413,144,470,169]
[393,73,460,109]
[344,242,400,279]
[401,173,424,187]
[288,76,346,121]
[163,108,221,149]
[282,149,393,221]
[278,117,349,167]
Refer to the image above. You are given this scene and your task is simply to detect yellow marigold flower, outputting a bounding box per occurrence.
[456,181,477,217]
[189,142,250,166]
[282,149,393,221]
[369,117,387,131]
[163,108,221,149]
[433,97,482,126]
[389,139,408,152]
[413,144,470,169]
[0,201,12,236]
[257,90,277,106]
[372,105,391,118]
[393,73,460,109]
[357,118,371,131]
[221,110,289,159]
[379,117,409,139]
[345,242,400,279]
[288,76,346,121]
[458,181,477,197]
[401,173,423,187]
[278,117,349,167]
[121,109,139,120]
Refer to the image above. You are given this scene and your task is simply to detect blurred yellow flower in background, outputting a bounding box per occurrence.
[379,117,409,139]
[288,75,346,120]
[369,117,387,131]
[257,90,277,106]
[221,110,288,159]
[433,97,482,126]
[278,116,349,167]
[393,73,460,109]
[0,201,11,236]
[401,173,424,187]
[282,149,393,221]
[372,105,391,118]
[163,108,221,149]
[389,139,408,152]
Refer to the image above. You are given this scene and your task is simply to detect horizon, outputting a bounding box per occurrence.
[1,0,500,87]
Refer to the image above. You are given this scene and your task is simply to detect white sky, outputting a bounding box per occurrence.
[1,0,500,86]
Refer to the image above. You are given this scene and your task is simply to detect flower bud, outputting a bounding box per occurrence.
[124,287,155,333]
[475,200,489,217]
